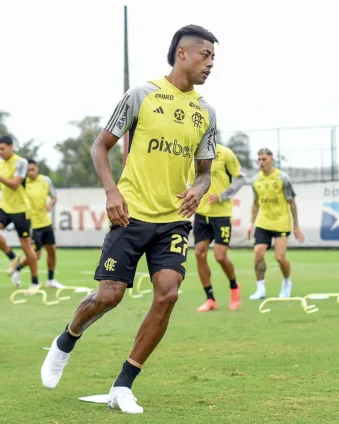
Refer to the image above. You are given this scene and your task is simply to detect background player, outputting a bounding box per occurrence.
[11,160,63,288]
[248,148,304,299]
[0,136,40,291]
[189,143,245,311]
[41,24,218,415]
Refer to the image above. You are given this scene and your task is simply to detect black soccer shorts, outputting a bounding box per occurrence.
[0,209,31,238]
[254,226,290,248]
[193,213,232,246]
[94,218,192,288]
[32,225,56,251]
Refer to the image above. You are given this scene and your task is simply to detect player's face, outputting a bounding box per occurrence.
[258,154,274,172]
[0,143,13,161]
[183,40,215,85]
[28,164,39,179]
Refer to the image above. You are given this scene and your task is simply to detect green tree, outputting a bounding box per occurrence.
[227,132,253,169]
[55,117,123,187]
[14,139,51,175]
[0,111,15,139]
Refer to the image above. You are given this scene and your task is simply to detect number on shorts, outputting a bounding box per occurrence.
[170,234,189,256]
[220,226,230,243]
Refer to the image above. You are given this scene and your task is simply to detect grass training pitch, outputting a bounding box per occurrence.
[1,248,339,424]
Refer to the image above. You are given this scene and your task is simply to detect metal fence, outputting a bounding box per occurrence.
[221,125,338,183]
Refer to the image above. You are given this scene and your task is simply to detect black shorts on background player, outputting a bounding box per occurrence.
[95,218,192,288]
[0,208,31,238]
[254,226,290,248]
[32,225,56,251]
[193,213,232,246]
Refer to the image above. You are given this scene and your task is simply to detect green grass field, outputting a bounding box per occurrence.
[1,248,339,424]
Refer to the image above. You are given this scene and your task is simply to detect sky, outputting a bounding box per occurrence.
[1,0,338,169]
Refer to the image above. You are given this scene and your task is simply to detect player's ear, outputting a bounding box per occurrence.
[177,46,186,61]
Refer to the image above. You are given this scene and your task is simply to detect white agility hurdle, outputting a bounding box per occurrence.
[259,297,319,314]
[304,293,339,302]
[55,286,94,301]
[10,289,60,306]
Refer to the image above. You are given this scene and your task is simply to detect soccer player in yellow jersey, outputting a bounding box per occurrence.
[41,25,218,414]
[188,144,245,311]
[0,136,40,291]
[248,148,304,300]
[11,160,63,289]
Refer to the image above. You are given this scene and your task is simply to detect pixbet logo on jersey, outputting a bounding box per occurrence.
[148,137,193,158]
[320,187,339,240]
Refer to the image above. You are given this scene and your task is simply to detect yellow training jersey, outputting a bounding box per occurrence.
[25,174,56,229]
[0,154,30,214]
[105,77,217,223]
[252,168,296,232]
[188,144,242,217]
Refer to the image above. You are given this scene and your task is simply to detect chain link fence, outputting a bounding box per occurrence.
[221,125,338,183]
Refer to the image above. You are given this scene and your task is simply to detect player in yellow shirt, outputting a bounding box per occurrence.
[11,160,63,289]
[248,148,304,299]
[41,24,218,414]
[0,135,40,291]
[188,144,245,311]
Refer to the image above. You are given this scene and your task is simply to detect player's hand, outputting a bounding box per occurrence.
[106,188,129,227]
[177,186,204,219]
[207,194,220,205]
[45,204,52,212]
[294,226,304,243]
[247,223,254,240]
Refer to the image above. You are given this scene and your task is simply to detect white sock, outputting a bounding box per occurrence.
[283,277,292,285]
[257,280,265,291]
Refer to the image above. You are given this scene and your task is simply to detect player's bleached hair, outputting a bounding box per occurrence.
[258,148,273,156]
[0,135,13,145]
[167,24,218,67]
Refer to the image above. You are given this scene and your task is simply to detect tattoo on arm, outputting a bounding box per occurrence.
[289,199,299,227]
[251,201,259,224]
[193,159,212,196]
[255,259,267,280]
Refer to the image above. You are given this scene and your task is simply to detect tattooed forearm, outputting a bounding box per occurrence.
[255,259,267,280]
[193,159,212,196]
[289,200,299,227]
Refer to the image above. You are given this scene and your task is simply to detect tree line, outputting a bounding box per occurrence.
[0,111,252,188]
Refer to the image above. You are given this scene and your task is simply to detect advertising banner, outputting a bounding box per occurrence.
[3,183,339,248]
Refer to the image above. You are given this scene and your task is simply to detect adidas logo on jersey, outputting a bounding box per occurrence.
[153,107,164,114]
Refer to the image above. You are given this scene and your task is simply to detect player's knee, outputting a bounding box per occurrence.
[274,253,286,263]
[254,246,266,260]
[214,250,226,263]
[155,288,179,309]
[95,289,124,310]
[195,247,207,261]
